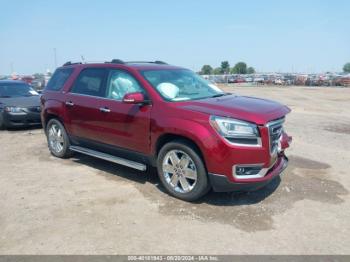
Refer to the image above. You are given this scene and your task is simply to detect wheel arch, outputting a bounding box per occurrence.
[155,133,206,168]
[44,113,63,130]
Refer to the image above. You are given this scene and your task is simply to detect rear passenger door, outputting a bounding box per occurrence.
[64,68,109,142]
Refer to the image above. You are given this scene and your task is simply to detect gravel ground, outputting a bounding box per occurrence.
[0,85,349,254]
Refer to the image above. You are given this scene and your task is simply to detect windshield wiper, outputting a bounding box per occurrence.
[211,93,230,98]
[0,95,11,98]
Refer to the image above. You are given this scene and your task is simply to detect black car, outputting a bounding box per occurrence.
[0,80,42,129]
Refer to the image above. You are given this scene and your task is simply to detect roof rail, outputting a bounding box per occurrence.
[63,61,82,66]
[106,59,125,64]
[62,60,168,66]
[154,60,167,65]
[126,61,168,65]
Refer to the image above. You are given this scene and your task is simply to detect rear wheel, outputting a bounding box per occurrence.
[46,119,73,158]
[157,140,210,201]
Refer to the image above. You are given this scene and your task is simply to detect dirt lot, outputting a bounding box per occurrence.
[0,86,349,254]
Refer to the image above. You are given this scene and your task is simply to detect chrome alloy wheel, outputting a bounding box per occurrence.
[48,123,64,154]
[162,150,198,193]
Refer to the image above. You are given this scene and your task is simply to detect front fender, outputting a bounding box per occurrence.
[151,116,220,170]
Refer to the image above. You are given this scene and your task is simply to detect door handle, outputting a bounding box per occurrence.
[99,107,111,113]
[65,101,74,106]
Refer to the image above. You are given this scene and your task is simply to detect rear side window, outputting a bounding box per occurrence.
[70,68,107,97]
[45,68,73,91]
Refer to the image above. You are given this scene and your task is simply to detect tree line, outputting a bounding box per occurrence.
[344,63,350,73]
[200,61,255,75]
[200,62,350,75]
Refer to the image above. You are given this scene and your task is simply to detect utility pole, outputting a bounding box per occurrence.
[10,62,14,74]
[53,48,57,69]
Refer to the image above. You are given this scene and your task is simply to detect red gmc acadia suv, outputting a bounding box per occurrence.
[41,60,292,201]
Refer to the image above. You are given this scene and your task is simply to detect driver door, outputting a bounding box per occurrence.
[95,69,151,154]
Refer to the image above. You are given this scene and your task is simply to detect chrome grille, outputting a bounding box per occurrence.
[267,118,284,155]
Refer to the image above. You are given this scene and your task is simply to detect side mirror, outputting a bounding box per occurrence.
[122,92,147,104]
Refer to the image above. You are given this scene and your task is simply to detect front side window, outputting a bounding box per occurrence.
[46,68,73,91]
[0,82,39,98]
[106,70,143,100]
[71,68,107,97]
[141,69,224,101]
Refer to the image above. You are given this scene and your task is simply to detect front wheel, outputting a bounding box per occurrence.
[46,119,73,158]
[157,140,210,201]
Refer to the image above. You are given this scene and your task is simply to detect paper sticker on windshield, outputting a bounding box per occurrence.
[29,90,39,95]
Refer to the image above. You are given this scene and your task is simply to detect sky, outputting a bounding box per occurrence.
[0,0,349,75]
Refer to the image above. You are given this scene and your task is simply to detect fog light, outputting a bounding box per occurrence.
[235,165,263,176]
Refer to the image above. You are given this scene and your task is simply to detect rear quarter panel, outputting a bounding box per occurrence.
[41,66,80,130]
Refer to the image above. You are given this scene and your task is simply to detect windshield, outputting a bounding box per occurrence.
[0,83,39,98]
[141,69,224,101]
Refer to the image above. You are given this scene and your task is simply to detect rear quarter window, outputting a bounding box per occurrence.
[45,68,74,91]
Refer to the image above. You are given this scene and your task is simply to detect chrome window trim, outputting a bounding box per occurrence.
[64,92,153,106]
[66,92,124,102]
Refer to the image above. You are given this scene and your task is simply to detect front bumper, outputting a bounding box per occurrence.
[2,111,42,128]
[209,155,289,192]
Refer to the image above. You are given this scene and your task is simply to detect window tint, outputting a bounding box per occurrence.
[71,68,107,97]
[106,70,143,100]
[46,68,73,91]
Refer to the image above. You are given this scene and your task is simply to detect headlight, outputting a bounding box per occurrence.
[209,116,261,146]
[4,106,24,113]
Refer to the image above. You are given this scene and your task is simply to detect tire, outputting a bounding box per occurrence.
[46,118,73,158]
[157,140,210,201]
[0,114,5,130]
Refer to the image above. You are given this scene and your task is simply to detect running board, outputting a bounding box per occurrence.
[69,146,147,171]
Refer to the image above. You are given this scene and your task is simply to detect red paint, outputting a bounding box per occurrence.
[122,92,146,104]
[41,62,291,188]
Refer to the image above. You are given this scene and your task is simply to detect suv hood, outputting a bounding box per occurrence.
[0,96,40,108]
[178,94,291,125]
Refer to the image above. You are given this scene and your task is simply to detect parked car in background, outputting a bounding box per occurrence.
[212,75,226,84]
[0,80,41,129]
[283,75,294,86]
[274,78,284,85]
[31,78,46,91]
[227,75,236,83]
[253,76,264,84]
[20,76,34,85]
[335,75,350,87]
[233,77,246,83]
[244,76,253,83]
